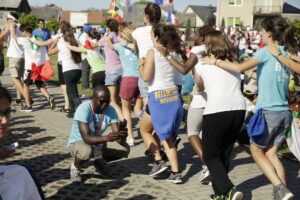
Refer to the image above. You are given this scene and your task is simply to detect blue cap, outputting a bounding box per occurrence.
[83,24,92,32]
[99,27,106,34]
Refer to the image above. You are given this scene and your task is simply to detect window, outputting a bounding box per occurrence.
[228,17,241,27]
[228,0,242,6]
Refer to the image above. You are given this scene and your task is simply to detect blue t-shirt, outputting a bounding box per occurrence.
[254,46,290,111]
[114,43,139,77]
[67,101,118,147]
[32,29,51,41]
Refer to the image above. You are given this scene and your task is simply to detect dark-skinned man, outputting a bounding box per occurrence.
[67,86,129,182]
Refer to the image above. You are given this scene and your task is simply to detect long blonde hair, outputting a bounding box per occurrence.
[118,22,135,44]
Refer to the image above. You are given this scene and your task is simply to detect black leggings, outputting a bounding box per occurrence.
[202,110,245,195]
[63,69,82,113]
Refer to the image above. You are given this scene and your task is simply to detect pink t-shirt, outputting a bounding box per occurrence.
[98,32,122,72]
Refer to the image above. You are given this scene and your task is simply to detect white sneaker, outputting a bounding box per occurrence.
[199,167,211,183]
[126,138,135,147]
[70,164,81,182]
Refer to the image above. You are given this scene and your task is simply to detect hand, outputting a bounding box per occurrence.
[139,58,145,67]
[0,147,15,159]
[203,55,216,65]
[104,36,112,41]
[64,41,70,47]
[266,44,280,56]
[154,43,168,57]
[106,132,121,142]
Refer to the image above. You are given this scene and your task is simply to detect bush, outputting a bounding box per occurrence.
[19,13,39,29]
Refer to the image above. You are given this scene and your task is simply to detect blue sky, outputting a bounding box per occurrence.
[28,0,300,12]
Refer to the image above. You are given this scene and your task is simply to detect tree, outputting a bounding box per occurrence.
[289,20,300,39]
[253,19,261,31]
[221,17,225,27]
[19,13,39,29]
[46,17,60,34]
[81,7,99,12]
[204,16,209,26]
[186,18,191,41]
[134,1,151,5]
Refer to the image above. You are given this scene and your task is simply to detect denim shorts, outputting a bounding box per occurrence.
[105,69,123,86]
[138,77,148,98]
[250,110,291,148]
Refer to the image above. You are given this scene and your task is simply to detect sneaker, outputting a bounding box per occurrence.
[20,105,33,112]
[49,97,56,110]
[149,160,169,176]
[166,172,183,184]
[199,167,211,183]
[94,159,110,178]
[126,138,135,147]
[70,165,81,182]
[225,187,243,200]
[210,194,224,200]
[273,184,294,200]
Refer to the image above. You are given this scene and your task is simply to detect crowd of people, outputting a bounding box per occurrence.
[0,2,299,200]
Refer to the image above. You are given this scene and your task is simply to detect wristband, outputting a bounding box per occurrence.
[30,37,36,43]
[276,53,283,59]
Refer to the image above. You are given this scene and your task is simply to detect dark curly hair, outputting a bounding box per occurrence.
[196,26,215,38]
[153,23,185,57]
[87,30,101,41]
[145,3,161,25]
[106,19,119,33]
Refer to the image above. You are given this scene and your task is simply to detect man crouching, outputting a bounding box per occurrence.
[67,85,129,182]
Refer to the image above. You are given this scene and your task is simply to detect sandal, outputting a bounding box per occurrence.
[60,108,70,113]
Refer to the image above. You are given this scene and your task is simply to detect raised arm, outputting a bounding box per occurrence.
[64,42,83,53]
[140,49,155,82]
[289,54,300,63]
[168,53,198,75]
[48,46,59,56]
[10,25,19,41]
[203,55,258,73]
[33,38,55,47]
[103,36,114,50]
[267,45,300,74]
[0,26,10,40]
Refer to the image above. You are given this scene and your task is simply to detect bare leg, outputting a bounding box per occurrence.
[265,145,286,185]
[188,135,205,164]
[107,85,124,120]
[162,137,179,172]
[140,113,161,161]
[61,84,70,109]
[36,84,50,100]
[134,98,143,117]
[12,77,25,98]
[250,143,282,186]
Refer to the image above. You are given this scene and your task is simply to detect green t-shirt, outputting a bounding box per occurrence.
[80,47,105,73]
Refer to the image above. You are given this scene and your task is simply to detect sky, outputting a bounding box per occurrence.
[27,0,300,12]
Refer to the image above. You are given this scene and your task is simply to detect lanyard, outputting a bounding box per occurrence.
[90,102,104,136]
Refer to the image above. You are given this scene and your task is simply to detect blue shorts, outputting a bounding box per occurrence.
[105,69,123,86]
[138,77,148,98]
[250,110,291,148]
[148,88,183,141]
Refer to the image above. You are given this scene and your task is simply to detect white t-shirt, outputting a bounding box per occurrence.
[57,38,81,72]
[132,26,153,58]
[148,49,176,92]
[16,37,32,70]
[7,25,24,58]
[79,32,88,60]
[190,45,207,108]
[195,60,246,115]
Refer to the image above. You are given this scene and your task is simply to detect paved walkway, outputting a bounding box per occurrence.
[0,69,299,200]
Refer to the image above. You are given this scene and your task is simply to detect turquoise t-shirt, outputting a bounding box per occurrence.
[114,43,139,77]
[254,46,290,111]
[67,101,118,147]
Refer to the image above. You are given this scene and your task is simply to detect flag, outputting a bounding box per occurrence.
[167,9,178,25]
[286,113,300,162]
[108,0,132,22]
[30,36,53,81]
[155,0,173,5]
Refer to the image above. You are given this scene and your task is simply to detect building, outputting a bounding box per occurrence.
[216,0,283,28]
[282,2,300,21]
[60,11,106,28]
[30,4,62,21]
[0,0,31,29]
[183,5,216,27]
